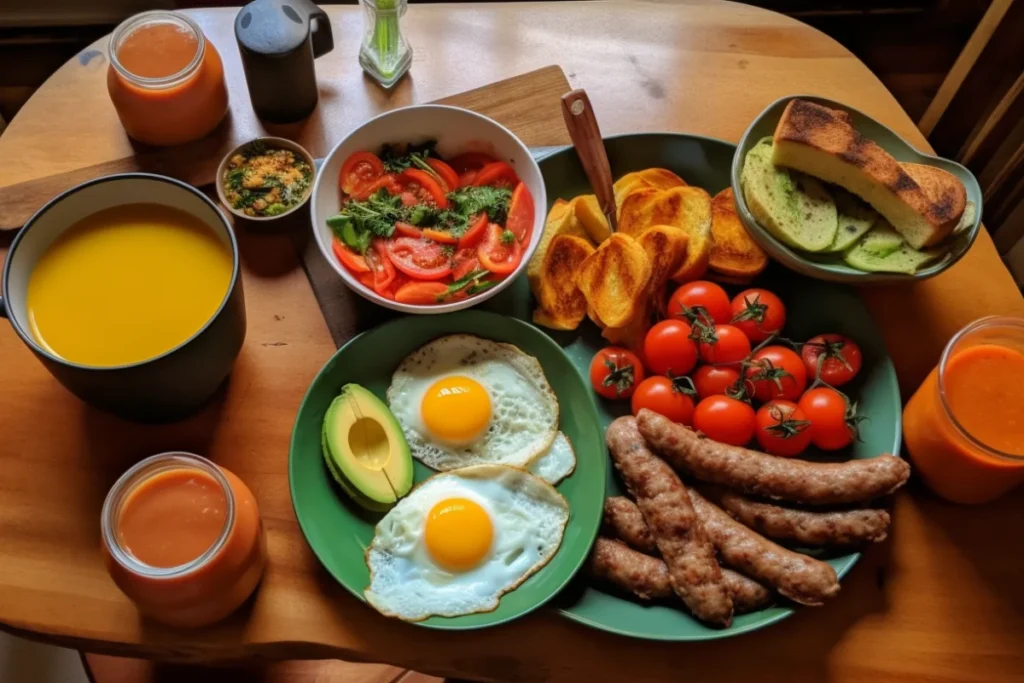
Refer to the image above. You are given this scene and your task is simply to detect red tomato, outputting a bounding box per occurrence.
[745,346,807,402]
[399,168,449,208]
[590,347,645,400]
[798,387,858,450]
[477,223,522,275]
[693,396,756,446]
[394,222,422,238]
[631,376,697,426]
[692,365,742,400]
[669,281,732,326]
[458,170,478,187]
[394,281,449,305]
[340,151,384,195]
[451,248,480,280]
[643,319,698,376]
[473,161,520,189]
[801,334,863,387]
[730,288,786,343]
[755,400,812,456]
[399,192,419,207]
[448,152,496,174]
[506,182,535,243]
[331,238,369,274]
[364,240,396,297]
[425,158,459,191]
[385,237,452,281]
[379,272,408,300]
[350,173,400,201]
[422,228,459,245]
[458,213,489,248]
[696,324,751,367]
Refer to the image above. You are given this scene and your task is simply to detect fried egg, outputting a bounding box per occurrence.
[387,335,559,471]
[528,432,576,485]
[364,465,570,621]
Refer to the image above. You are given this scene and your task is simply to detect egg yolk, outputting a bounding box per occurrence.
[424,497,494,571]
[420,376,492,444]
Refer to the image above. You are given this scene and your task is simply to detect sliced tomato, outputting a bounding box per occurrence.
[448,152,496,174]
[458,213,489,249]
[332,237,369,273]
[473,161,520,189]
[385,237,452,281]
[364,239,396,296]
[458,170,478,187]
[394,222,422,238]
[394,281,449,305]
[351,173,400,201]
[477,223,522,275]
[505,182,535,242]
[340,151,384,195]
[452,247,480,280]
[425,158,459,191]
[399,168,448,208]
[422,228,459,245]
[356,271,375,289]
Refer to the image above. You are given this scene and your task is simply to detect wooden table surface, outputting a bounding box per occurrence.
[2,2,1024,682]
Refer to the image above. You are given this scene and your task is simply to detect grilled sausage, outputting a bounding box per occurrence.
[606,416,734,626]
[636,409,910,505]
[603,496,656,553]
[688,488,840,605]
[588,537,773,614]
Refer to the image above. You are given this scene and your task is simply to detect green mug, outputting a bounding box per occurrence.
[0,173,246,422]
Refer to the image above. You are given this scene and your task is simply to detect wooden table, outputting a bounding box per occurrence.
[1,3,1023,682]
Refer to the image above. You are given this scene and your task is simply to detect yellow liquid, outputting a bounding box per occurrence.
[26,204,233,367]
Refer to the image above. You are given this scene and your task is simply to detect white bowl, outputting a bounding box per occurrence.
[310,105,547,314]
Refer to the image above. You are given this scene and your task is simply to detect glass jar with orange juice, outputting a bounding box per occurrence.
[903,317,1024,504]
[107,11,229,146]
[101,452,266,627]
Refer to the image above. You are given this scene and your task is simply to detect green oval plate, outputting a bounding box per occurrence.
[289,310,608,630]
[533,134,902,640]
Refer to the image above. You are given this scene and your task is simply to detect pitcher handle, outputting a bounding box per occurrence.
[293,0,334,59]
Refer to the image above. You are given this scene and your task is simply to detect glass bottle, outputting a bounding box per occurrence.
[358,0,412,88]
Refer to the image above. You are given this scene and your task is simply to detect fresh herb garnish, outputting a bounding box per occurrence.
[466,280,499,296]
[441,269,489,299]
[501,229,515,245]
[380,140,438,173]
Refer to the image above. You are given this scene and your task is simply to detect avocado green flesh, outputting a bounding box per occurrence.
[321,384,413,510]
[843,221,945,274]
[824,189,878,252]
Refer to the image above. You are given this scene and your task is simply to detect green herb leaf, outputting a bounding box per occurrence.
[443,269,489,296]
[467,280,499,296]
[501,229,515,245]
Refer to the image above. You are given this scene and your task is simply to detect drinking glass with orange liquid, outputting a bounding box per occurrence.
[903,317,1024,504]
[101,452,266,627]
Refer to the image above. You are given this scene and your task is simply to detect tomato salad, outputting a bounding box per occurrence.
[326,142,535,305]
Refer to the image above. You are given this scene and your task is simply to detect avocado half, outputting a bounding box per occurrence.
[321,384,414,511]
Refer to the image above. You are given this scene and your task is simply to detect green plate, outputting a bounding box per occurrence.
[533,134,903,640]
[289,310,608,630]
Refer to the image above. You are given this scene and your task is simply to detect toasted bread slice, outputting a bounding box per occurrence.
[532,234,596,330]
[708,187,768,279]
[527,199,590,293]
[741,137,837,252]
[574,194,613,244]
[613,168,687,214]
[772,99,964,249]
[617,185,713,281]
[825,188,878,252]
[843,218,946,274]
[576,233,651,328]
[901,162,967,235]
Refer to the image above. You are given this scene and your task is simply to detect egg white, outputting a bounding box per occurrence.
[528,432,576,485]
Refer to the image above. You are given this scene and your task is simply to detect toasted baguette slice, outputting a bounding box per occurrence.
[574,194,613,243]
[617,185,712,281]
[576,233,651,328]
[613,168,687,213]
[901,162,967,234]
[772,99,964,249]
[741,137,837,252]
[824,189,878,252]
[533,234,596,330]
[708,187,768,278]
[527,198,590,293]
[843,219,946,274]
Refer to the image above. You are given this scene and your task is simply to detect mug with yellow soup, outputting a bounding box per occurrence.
[1,174,246,421]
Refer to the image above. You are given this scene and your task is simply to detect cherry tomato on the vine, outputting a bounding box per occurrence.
[730,288,786,343]
[798,387,860,450]
[696,324,751,367]
[643,319,699,376]
[692,395,756,446]
[669,280,732,326]
[692,365,743,400]
[755,400,812,456]
[590,347,645,400]
[744,345,807,402]
[801,333,863,387]
[631,375,697,426]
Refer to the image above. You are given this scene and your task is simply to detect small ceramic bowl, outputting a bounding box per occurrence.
[310,104,547,315]
[731,94,983,284]
[216,137,316,222]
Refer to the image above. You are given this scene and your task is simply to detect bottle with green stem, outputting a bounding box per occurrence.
[359,0,411,88]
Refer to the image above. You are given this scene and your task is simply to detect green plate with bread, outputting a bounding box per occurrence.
[731,94,983,283]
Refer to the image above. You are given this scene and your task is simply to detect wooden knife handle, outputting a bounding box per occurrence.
[561,89,617,232]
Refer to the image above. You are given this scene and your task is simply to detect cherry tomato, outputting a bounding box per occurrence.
[744,346,807,402]
[631,376,697,426]
[802,334,863,387]
[643,319,699,376]
[458,213,489,248]
[364,240,396,297]
[422,228,459,245]
[448,152,496,174]
[505,182,535,243]
[669,281,732,326]
[394,222,422,238]
[473,161,520,189]
[730,288,786,343]
[696,324,751,367]
[425,158,459,191]
[350,173,400,201]
[340,151,384,195]
[385,237,452,281]
[798,387,858,450]
[399,168,449,208]
[692,365,742,400]
[693,395,756,446]
[755,400,812,456]
[451,247,480,280]
[590,347,645,400]
[331,238,369,274]
[477,223,522,275]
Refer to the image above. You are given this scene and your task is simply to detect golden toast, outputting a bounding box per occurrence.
[612,168,687,215]
[618,185,713,282]
[574,194,613,243]
[576,233,652,328]
[708,187,767,281]
[532,234,596,330]
[527,198,589,292]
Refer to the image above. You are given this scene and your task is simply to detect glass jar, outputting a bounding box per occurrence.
[101,452,266,627]
[903,316,1024,504]
[107,11,229,146]
[358,0,412,89]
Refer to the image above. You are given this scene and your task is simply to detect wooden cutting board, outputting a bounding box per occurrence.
[0,65,571,230]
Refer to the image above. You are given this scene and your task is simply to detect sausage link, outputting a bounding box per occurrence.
[606,416,734,626]
[603,496,656,553]
[636,409,910,505]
